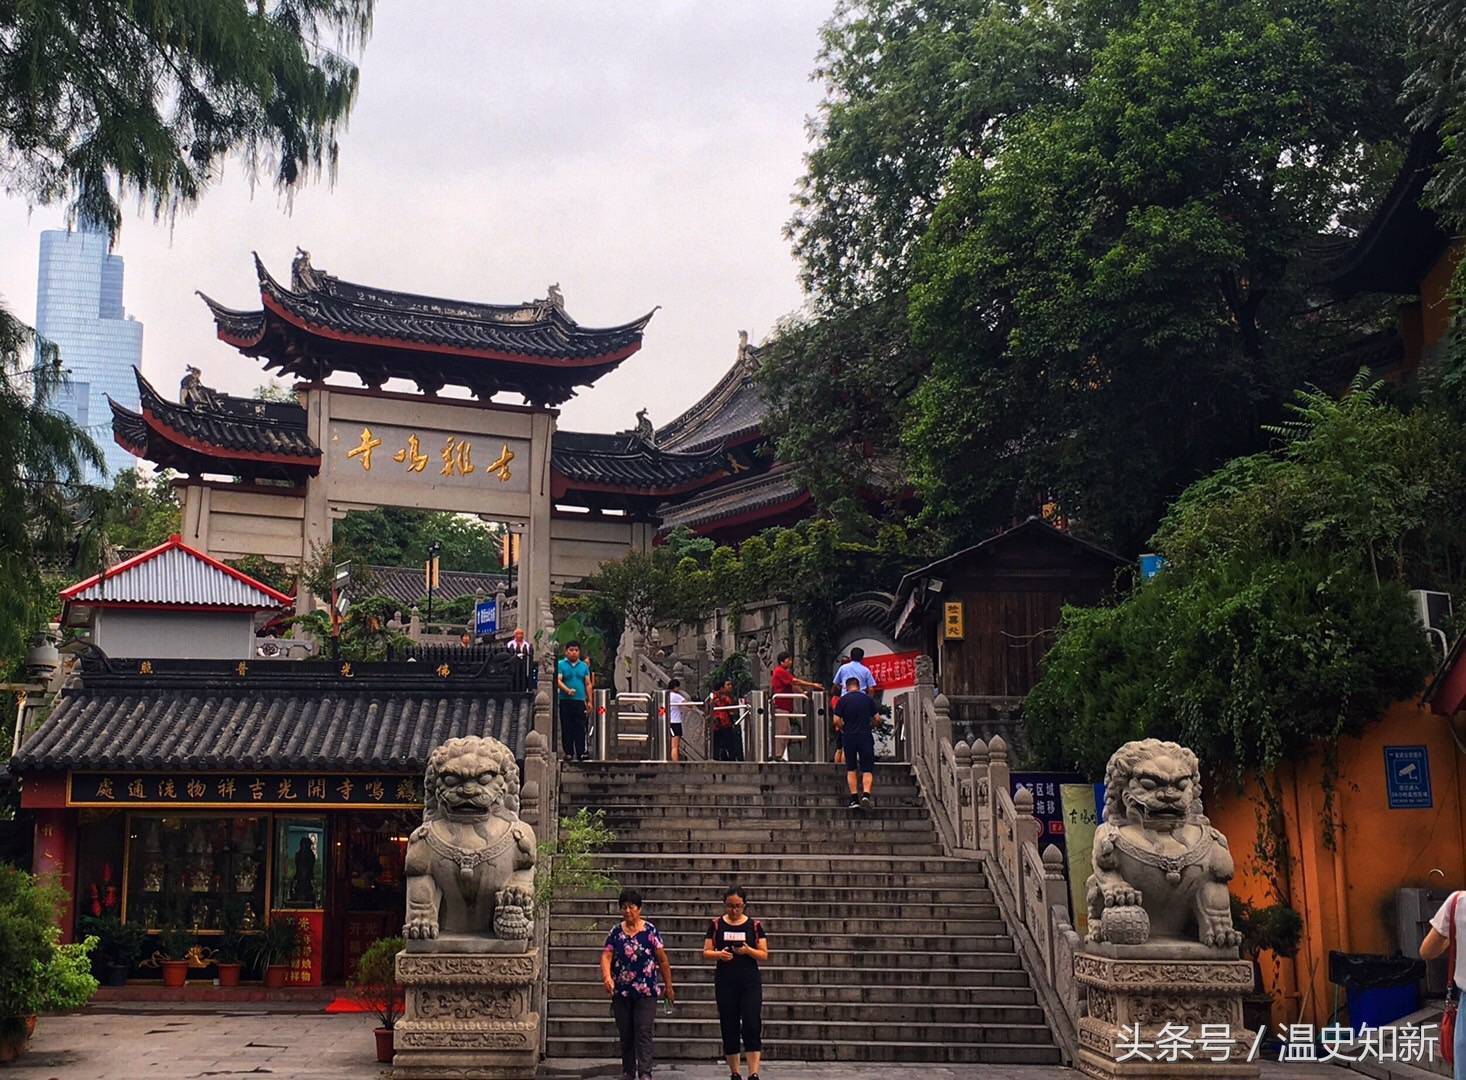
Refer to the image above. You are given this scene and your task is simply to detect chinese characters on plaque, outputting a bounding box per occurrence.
[69,772,422,808]
[345,426,516,482]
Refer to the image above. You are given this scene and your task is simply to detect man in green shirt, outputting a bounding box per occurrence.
[556,641,594,761]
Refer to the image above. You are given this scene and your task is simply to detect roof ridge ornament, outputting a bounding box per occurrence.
[547,283,565,311]
[179,365,224,411]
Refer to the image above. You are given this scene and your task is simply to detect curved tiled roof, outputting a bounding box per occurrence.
[12,676,531,772]
[199,251,655,404]
[551,431,729,493]
[656,337,768,453]
[135,369,319,462]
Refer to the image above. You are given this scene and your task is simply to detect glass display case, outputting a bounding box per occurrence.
[124,814,267,933]
[272,816,326,910]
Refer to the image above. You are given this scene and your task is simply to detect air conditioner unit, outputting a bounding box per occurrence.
[1409,589,1453,656]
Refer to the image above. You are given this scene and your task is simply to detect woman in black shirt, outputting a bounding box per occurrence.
[702,886,768,1080]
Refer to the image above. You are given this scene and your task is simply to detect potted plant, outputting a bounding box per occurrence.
[349,937,404,1063]
[157,925,195,988]
[249,917,305,989]
[78,915,147,986]
[0,868,92,1062]
[1230,895,1303,1033]
[214,902,245,988]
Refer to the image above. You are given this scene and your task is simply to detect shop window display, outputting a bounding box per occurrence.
[273,816,325,910]
[74,809,126,927]
[125,814,267,933]
[342,811,414,976]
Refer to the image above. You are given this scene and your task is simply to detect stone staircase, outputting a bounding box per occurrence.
[544,761,1063,1065]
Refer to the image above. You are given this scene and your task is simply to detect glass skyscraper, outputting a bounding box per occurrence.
[35,220,145,485]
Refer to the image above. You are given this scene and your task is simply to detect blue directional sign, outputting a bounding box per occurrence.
[474,600,498,636]
[1384,745,1432,809]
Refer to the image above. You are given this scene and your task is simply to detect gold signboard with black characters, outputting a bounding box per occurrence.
[943,601,965,640]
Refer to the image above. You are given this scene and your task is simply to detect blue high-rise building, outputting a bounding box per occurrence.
[35,220,145,485]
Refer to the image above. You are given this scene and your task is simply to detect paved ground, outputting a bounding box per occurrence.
[6,1009,1371,1080]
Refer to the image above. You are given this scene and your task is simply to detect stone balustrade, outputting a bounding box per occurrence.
[897,659,1083,1059]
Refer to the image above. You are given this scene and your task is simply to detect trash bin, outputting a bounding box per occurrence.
[1328,951,1425,1032]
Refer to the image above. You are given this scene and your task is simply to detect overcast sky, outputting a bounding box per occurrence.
[0,1,831,437]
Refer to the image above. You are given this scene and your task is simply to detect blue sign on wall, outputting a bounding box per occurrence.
[1384,745,1432,809]
[474,600,498,636]
[1012,771,1086,853]
[1139,554,1168,581]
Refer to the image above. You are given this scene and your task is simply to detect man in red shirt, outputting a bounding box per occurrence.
[770,652,822,760]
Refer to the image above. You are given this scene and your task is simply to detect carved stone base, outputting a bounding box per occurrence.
[1074,946,1259,1079]
[392,944,540,1079]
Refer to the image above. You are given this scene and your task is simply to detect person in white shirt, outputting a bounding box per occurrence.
[1421,890,1466,1077]
[507,627,532,656]
[667,679,688,762]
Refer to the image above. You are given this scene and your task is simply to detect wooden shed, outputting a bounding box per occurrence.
[892,518,1127,699]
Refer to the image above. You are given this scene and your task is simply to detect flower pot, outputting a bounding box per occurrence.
[374,1027,394,1064]
[263,964,288,989]
[161,959,189,987]
[105,963,130,987]
[0,1018,29,1064]
[216,962,242,988]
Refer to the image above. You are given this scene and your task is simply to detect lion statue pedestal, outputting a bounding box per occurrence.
[1075,739,1259,1079]
[392,737,541,1080]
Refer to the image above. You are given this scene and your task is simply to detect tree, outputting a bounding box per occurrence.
[254,381,297,403]
[1024,375,1459,894]
[904,0,1409,553]
[0,0,374,234]
[1405,0,1466,225]
[332,509,504,573]
[0,338,106,672]
[102,468,180,552]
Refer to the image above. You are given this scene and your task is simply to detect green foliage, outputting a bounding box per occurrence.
[534,809,617,917]
[1230,895,1303,962]
[334,508,504,574]
[1026,378,1457,895]
[349,936,404,1030]
[1404,0,1466,225]
[775,0,1412,554]
[905,0,1408,552]
[0,333,107,687]
[0,867,66,1020]
[551,613,608,673]
[157,925,194,963]
[76,915,147,969]
[0,0,373,233]
[707,652,753,698]
[225,555,296,597]
[248,917,306,970]
[286,593,409,661]
[214,902,246,965]
[101,469,180,552]
[33,935,97,1013]
[253,381,297,404]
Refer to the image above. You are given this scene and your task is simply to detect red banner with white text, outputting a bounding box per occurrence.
[863,650,922,690]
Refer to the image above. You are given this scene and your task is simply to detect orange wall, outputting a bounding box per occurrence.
[1209,699,1466,1027]
[1421,241,1464,354]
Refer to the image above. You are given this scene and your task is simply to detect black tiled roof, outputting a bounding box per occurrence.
[135,370,320,462]
[657,341,768,453]
[111,396,316,484]
[198,252,654,405]
[368,565,508,610]
[551,431,728,492]
[12,660,533,773]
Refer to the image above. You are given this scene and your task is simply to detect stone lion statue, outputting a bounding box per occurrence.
[404,736,537,941]
[1085,739,1241,949]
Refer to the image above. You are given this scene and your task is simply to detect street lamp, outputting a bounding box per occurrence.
[426,541,442,625]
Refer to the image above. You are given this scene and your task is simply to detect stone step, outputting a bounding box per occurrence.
[545,920,1014,943]
[549,914,1009,935]
[591,854,970,875]
[560,885,996,902]
[542,1035,1063,1065]
[547,979,1038,1006]
[551,897,999,919]
[599,840,948,855]
[565,798,930,812]
[546,1014,1053,1046]
[545,996,1044,1026]
[548,963,1033,988]
[588,822,940,840]
[548,945,1023,970]
[562,763,914,777]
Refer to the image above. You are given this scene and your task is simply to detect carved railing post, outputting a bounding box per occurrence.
[970,737,993,853]
[520,729,547,834]
[532,688,552,742]
[954,740,976,852]
[1041,843,1068,977]
[988,734,1010,856]
[912,655,935,762]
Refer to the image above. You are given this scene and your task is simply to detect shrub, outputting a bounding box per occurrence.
[349,937,404,1030]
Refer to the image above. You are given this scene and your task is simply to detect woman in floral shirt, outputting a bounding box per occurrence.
[600,888,675,1080]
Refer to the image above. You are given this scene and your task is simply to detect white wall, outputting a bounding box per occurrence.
[94,609,256,660]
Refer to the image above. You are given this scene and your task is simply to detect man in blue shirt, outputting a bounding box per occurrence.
[834,676,879,810]
[556,641,594,761]
[833,647,877,696]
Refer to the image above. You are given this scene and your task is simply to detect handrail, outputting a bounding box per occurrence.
[895,660,1080,1063]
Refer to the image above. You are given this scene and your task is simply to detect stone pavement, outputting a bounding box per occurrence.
[8,1008,1364,1080]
